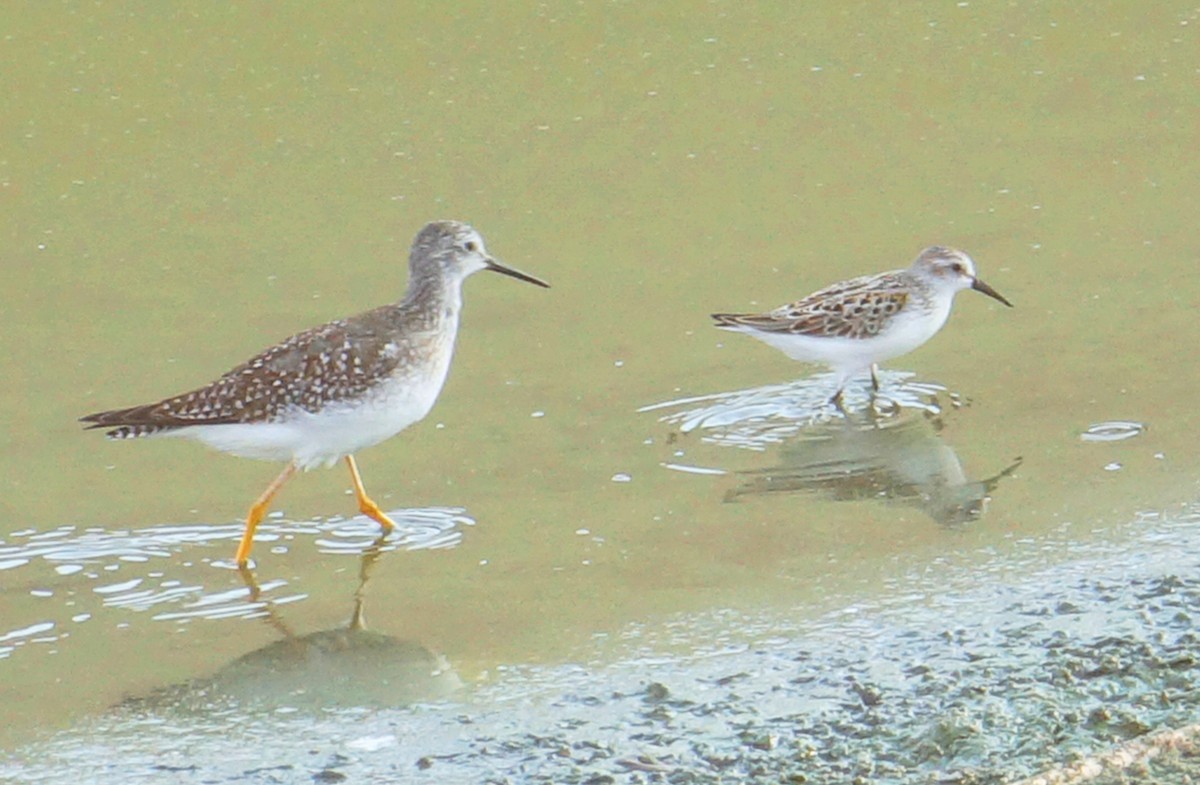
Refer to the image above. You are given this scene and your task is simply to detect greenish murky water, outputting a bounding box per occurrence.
[3,2,1199,782]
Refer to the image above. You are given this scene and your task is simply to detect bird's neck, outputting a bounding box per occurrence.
[397,269,465,330]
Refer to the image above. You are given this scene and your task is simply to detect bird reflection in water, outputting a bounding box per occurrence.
[123,542,460,714]
[725,415,1021,527]
[643,374,1019,526]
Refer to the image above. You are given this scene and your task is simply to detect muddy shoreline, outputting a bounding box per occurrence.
[6,512,1200,784]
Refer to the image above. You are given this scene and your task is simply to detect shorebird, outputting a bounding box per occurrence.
[712,246,1011,407]
[81,220,548,565]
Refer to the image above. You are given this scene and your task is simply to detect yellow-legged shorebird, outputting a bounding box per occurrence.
[82,220,548,565]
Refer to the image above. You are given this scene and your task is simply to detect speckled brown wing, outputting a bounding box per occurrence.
[713,271,910,340]
[80,305,409,438]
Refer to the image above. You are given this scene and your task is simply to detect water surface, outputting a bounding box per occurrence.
[2,1,1199,780]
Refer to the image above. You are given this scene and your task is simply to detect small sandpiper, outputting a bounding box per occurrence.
[712,246,1011,407]
[81,220,548,566]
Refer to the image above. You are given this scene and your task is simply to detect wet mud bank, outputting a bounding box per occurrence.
[8,514,1200,785]
[409,521,1200,784]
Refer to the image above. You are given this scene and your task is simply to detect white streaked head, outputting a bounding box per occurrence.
[909,246,1012,307]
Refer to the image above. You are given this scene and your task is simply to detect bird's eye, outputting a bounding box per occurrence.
[950,262,965,274]
[464,240,479,253]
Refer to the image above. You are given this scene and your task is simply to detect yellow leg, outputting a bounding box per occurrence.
[235,462,298,566]
[345,455,396,534]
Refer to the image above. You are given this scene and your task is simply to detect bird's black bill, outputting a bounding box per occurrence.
[486,259,550,288]
[971,277,1012,307]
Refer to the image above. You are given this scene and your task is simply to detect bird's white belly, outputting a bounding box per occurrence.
[734,302,952,372]
[174,357,453,470]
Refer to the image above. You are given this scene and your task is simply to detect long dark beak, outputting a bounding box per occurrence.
[485,258,550,288]
[971,277,1012,307]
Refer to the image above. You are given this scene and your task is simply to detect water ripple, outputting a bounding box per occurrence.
[314,507,473,554]
[0,508,475,658]
[640,371,954,450]
[0,508,473,567]
[1080,421,1147,442]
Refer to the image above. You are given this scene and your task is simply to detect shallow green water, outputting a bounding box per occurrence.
[2,1,1199,776]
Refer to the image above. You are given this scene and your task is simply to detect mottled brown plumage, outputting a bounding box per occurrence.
[81,305,430,438]
[713,273,913,340]
[81,219,549,565]
[712,246,1011,407]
